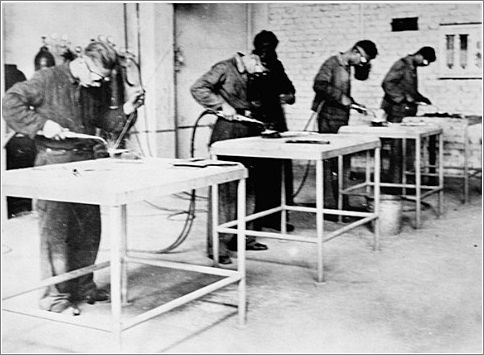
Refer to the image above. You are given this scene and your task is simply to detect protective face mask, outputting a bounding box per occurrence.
[242,54,267,74]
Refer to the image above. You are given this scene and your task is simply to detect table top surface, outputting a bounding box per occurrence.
[404,115,482,126]
[2,158,247,206]
[210,132,381,160]
[339,123,442,138]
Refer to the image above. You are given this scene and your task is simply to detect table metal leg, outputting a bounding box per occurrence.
[464,125,469,203]
[365,150,371,196]
[316,159,325,283]
[281,161,287,234]
[211,184,219,266]
[402,138,407,196]
[439,133,445,215]
[374,147,381,251]
[415,138,422,228]
[108,205,123,351]
[237,178,247,326]
[211,155,220,266]
[120,205,128,304]
[338,155,343,223]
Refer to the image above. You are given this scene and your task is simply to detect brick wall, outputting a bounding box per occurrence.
[266,3,482,129]
[266,2,482,171]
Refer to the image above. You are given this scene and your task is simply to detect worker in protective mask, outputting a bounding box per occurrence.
[250,30,296,234]
[311,40,378,217]
[381,46,436,185]
[2,40,144,315]
[191,30,296,265]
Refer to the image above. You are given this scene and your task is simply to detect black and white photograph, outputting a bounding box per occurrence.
[1,1,482,353]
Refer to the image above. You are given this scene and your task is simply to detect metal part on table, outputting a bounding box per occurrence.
[62,131,108,145]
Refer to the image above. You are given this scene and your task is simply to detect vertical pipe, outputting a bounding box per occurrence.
[123,3,128,50]
[316,159,324,283]
[237,177,247,326]
[173,6,180,158]
[246,4,252,52]
[359,3,364,36]
[415,138,421,228]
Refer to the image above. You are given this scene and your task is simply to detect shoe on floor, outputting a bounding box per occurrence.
[47,300,81,316]
[227,239,268,251]
[84,288,110,305]
[208,254,232,265]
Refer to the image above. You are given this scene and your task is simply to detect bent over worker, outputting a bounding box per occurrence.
[2,40,145,315]
[381,46,436,184]
[311,40,378,215]
[191,30,296,265]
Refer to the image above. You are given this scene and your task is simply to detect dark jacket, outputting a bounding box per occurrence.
[311,54,352,133]
[380,55,424,121]
[191,53,295,143]
[2,63,129,151]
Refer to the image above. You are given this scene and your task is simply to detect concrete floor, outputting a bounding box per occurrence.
[1,170,482,353]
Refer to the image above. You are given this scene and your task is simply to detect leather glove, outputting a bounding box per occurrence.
[40,120,69,140]
[123,88,145,115]
[279,93,295,105]
[218,102,236,121]
[93,143,110,159]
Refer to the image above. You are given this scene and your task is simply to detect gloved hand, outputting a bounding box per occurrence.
[93,143,110,159]
[279,93,295,105]
[123,88,145,115]
[40,120,69,140]
[341,95,354,107]
[418,97,432,105]
[218,102,236,121]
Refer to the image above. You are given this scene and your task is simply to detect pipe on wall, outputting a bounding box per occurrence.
[247,4,252,52]
[359,3,364,36]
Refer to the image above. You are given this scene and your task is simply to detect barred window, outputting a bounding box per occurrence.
[439,23,482,79]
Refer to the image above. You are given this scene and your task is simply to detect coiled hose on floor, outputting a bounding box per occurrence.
[133,109,217,254]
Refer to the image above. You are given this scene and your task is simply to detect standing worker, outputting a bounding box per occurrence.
[311,40,378,215]
[250,30,297,233]
[381,46,436,185]
[2,40,145,315]
[191,30,296,265]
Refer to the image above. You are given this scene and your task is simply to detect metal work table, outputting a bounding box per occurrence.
[339,123,444,228]
[403,115,482,203]
[210,132,381,283]
[1,157,247,349]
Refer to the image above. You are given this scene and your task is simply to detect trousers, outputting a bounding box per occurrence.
[35,148,101,309]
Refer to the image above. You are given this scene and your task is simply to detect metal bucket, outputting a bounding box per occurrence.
[367,194,403,235]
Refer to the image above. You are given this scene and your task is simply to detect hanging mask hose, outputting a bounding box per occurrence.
[109,51,145,152]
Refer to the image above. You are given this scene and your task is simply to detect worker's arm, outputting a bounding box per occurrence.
[190,62,228,111]
[272,60,296,105]
[313,57,352,106]
[2,73,51,139]
[381,60,408,104]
